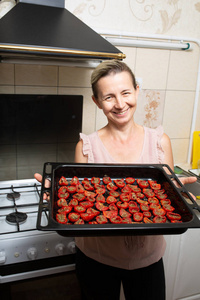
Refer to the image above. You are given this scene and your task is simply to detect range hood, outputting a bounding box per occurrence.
[0,0,125,66]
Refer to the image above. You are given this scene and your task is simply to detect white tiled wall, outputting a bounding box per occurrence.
[0,41,200,179]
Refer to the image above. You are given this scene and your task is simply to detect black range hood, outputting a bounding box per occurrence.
[0,0,125,65]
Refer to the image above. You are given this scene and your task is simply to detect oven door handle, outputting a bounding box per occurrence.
[0,264,75,284]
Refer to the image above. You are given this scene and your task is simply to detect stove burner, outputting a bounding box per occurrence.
[6,212,27,225]
[7,191,21,200]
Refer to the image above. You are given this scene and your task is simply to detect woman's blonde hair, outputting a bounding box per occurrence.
[91,59,137,99]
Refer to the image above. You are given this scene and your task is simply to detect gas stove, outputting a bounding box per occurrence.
[0,179,76,283]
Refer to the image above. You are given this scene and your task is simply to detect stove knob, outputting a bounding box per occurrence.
[67,241,76,254]
[0,251,6,264]
[27,247,38,260]
[55,243,65,255]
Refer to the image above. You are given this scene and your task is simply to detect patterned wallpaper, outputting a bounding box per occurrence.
[65,0,200,39]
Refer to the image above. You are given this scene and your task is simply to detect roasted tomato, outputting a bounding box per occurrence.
[70,176,79,186]
[160,199,171,206]
[57,198,68,207]
[91,177,100,185]
[129,192,137,200]
[136,192,145,199]
[143,189,155,198]
[87,207,100,217]
[68,212,80,223]
[162,204,175,212]
[66,185,77,193]
[109,203,118,211]
[95,202,109,211]
[140,203,150,212]
[125,177,135,184]
[137,179,149,188]
[76,183,85,193]
[56,213,68,224]
[119,208,131,218]
[129,185,141,193]
[95,187,106,194]
[128,200,138,208]
[68,199,79,207]
[116,201,129,209]
[106,196,117,204]
[57,192,70,200]
[153,216,167,223]
[114,179,125,188]
[109,191,120,198]
[83,182,94,191]
[96,215,108,224]
[148,181,161,190]
[120,193,130,202]
[121,217,132,224]
[149,203,161,210]
[143,211,152,218]
[121,185,132,193]
[73,192,85,201]
[152,208,166,216]
[84,191,96,198]
[102,176,112,184]
[107,182,118,191]
[59,176,68,186]
[103,210,118,219]
[96,194,105,203]
[129,206,140,214]
[143,217,153,223]
[110,215,122,224]
[166,212,181,221]
[133,212,143,222]
[80,212,95,222]
[74,219,85,224]
[58,205,72,214]
[148,197,159,204]
[156,193,168,200]
[80,201,94,209]
[58,186,68,194]
[74,205,86,213]
[88,221,98,224]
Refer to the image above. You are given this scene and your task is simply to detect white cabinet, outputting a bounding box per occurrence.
[164,230,200,300]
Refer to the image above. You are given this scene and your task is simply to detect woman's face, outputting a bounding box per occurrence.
[93,71,139,126]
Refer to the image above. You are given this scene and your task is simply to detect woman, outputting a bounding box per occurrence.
[35,59,196,300]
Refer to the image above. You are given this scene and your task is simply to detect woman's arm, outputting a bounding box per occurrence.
[74,140,88,163]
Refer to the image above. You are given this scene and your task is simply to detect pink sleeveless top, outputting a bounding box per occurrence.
[75,126,166,270]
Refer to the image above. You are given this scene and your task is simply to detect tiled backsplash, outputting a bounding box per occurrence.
[0,42,200,180]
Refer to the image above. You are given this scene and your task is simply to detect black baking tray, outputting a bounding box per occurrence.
[37,162,200,236]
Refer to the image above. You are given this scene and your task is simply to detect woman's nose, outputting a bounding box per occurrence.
[114,96,124,109]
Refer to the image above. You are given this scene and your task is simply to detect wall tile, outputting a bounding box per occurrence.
[163,91,195,138]
[0,86,14,93]
[0,63,14,85]
[117,46,136,72]
[0,144,17,181]
[167,42,200,91]
[59,66,92,87]
[15,64,58,86]
[15,86,57,94]
[171,138,189,165]
[135,47,170,89]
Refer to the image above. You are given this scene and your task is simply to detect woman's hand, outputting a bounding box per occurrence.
[34,173,51,200]
[178,176,197,186]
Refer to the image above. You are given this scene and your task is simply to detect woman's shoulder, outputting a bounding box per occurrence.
[144,125,164,139]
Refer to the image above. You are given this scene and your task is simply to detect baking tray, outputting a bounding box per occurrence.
[37,162,200,236]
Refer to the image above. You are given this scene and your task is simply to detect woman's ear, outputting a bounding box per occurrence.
[92,95,102,109]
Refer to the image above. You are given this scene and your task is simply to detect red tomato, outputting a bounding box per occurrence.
[70,176,79,186]
[96,215,108,224]
[129,192,137,200]
[91,177,100,185]
[143,189,155,198]
[80,212,95,221]
[74,205,86,213]
[133,212,143,222]
[95,202,109,211]
[57,192,70,200]
[83,182,94,191]
[140,203,150,212]
[87,208,100,217]
[56,213,68,224]
[149,203,161,210]
[109,191,120,198]
[58,205,72,214]
[128,185,141,193]
[162,204,175,212]
[103,210,118,219]
[57,198,68,207]
[59,176,69,186]
[160,199,171,206]
[68,199,78,207]
[74,219,85,224]
[80,201,94,209]
[120,193,130,202]
[119,208,131,218]
[137,179,149,188]
[153,216,167,223]
[73,192,85,201]
[143,217,153,223]
[148,197,159,204]
[116,201,129,209]
[121,185,132,193]
[121,217,133,224]
[156,193,168,200]
[68,212,80,223]
[58,186,68,194]
[143,211,152,218]
[107,182,118,191]
[102,176,112,184]
[106,195,117,204]
[66,185,77,193]
[109,203,118,211]
[76,183,85,193]
[128,201,138,208]
[114,179,125,188]
[129,206,140,214]
[166,212,181,221]
[125,177,135,184]
[136,192,145,199]
[84,191,96,198]
[96,194,105,203]
[110,215,122,224]
[153,208,166,216]
[95,187,106,194]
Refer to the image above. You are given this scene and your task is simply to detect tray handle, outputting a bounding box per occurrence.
[161,164,200,213]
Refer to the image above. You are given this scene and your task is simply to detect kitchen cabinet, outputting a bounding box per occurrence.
[164,230,200,300]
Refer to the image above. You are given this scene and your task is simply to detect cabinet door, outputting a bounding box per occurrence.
[164,230,200,300]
